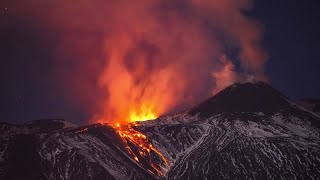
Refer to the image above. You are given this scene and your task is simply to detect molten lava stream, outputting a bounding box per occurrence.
[112,122,169,177]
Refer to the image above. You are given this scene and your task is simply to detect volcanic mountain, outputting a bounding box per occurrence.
[1,81,320,180]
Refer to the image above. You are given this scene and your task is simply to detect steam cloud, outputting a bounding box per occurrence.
[6,0,268,123]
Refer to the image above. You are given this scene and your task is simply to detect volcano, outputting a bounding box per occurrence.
[1,81,320,180]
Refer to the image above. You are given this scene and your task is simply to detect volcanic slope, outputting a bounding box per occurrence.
[138,81,320,180]
[1,81,320,180]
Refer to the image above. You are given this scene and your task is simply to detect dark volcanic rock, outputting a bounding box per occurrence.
[4,134,46,180]
[189,81,290,117]
[297,98,320,116]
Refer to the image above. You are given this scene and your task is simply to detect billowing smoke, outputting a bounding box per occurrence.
[6,0,267,123]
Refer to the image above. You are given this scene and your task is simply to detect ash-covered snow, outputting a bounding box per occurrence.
[165,112,320,180]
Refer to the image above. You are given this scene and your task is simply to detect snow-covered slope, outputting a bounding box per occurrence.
[166,112,320,180]
[1,81,320,180]
[139,82,320,179]
[0,121,155,180]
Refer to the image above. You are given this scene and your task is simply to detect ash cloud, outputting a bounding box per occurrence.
[5,0,268,123]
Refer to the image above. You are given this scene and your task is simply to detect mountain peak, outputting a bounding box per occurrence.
[23,119,77,132]
[188,81,290,117]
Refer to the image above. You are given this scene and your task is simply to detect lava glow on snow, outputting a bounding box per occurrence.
[76,114,170,176]
[89,98,170,176]
[112,121,170,176]
[92,110,169,176]
[111,112,169,176]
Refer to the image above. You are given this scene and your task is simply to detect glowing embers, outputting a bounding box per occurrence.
[113,123,169,177]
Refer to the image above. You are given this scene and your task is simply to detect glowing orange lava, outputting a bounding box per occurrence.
[91,108,169,176]
[129,110,157,123]
[112,119,170,177]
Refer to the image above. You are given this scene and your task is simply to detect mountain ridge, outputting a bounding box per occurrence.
[1,81,320,180]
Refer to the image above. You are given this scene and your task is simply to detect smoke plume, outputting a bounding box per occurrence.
[6,0,268,123]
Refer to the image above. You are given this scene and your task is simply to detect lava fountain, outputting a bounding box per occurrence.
[76,111,170,176]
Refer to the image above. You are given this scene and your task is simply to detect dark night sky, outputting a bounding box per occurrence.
[0,0,320,124]
[254,0,320,100]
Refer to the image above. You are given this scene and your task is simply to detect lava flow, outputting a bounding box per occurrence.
[112,121,170,177]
